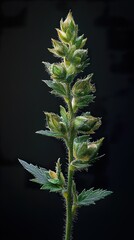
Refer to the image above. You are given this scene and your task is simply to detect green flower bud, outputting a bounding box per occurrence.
[73,49,88,63]
[80,38,87,48]
[56,28,69,43]
[48,39,68,57]
[55,159,65,186]
[72,74,95,97]
[74,113,101,134]
[66,49,89,72]
[51,63,66,81]
[61,11,75,33]
[73,136,89,161]
[87,138,104,160]
[49,170,58,179]
[73,136,104,162]
[59,11,78,43]
[44,112,66,135]
[75,35,84,49]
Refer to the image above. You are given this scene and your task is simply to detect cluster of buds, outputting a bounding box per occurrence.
[73,136,104,162]
[48,159,65,188]
[42,11,104,169]
[39,159,66,192]
[45,10,89,85]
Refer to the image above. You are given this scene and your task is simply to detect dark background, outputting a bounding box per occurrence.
[0,0,134,239]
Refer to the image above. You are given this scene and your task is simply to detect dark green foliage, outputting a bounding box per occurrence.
[78,188,113,206]
[18,159,48,185]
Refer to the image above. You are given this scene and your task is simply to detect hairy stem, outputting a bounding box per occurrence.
[65,83,74,240]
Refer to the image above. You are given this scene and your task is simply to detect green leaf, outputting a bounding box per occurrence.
[42,80,66,97]
[78,188,113,206]
[36,130,63,138]
[18,159,48,185]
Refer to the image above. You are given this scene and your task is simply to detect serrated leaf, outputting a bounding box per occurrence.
[42,80,66,97]
[36,130,63,138]
[78,188,113,206]
[18,159,48,185]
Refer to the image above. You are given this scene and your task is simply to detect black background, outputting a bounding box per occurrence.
[0,0,134,239]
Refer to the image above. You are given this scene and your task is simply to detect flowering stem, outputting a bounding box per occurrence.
[65,83,75,240]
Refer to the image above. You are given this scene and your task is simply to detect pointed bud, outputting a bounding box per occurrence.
[74,113,101,134]
[60,18,65,32]
[75,35,84,49]
[61,10,75,33]
[80,38,87,48]
[87,138,104,160]
[45,112,61,132]
[42,61,52,75]
[72,74,95,97]
[73,49,88,63]
[49,170,57,179]
[73,136,90,161]
[59,11,77,43]
[51,63,66,81]
[56,28,68,43]
[44,112,67,135]
[73,136,104,162]
[55,159,65,186]
[49,39,68,57]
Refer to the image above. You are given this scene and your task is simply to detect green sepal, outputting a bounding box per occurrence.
[41,183,63,192]
[75,34,84,49]
[42,61,52,75]
[73,136,104,162]
[48,178,60,185]
[18,159,48,185]
[51,63,67,82]
[74,135,91,143]
[70,160,91,171]
[77,188,113,206]
[72,94,95,112]
[72,74,95,97]
[56,28,69,43]
[55,158,66,186]
[80,38,87,48]
[74,113,101,134]
[42,80,66,97]
[44,112,66,136]
[60,105,69,125]
[48,38,68,58]
[36,130,64,138]
[87,137,104,162]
